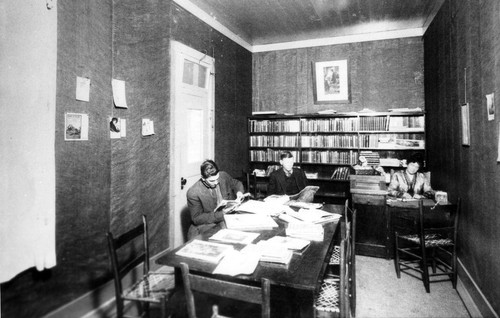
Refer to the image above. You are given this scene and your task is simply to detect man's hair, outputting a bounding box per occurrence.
[200,159,219,179]
[280,151,294,160]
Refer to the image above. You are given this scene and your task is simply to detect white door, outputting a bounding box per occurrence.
[170,41,215,247]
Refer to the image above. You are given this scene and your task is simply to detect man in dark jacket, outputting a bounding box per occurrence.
[267,151,308,196]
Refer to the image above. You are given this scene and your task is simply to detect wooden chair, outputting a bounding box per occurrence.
[393,199,460,293]
[180,262,271,318]
[106,215,175,318]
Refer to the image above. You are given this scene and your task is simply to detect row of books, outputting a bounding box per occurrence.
[250,150,299,162]
[359,133,425,148]
[248,119,301,133]
[250,135,299,147]
[301,150,358,165]
[301,135,359,148]
[249,115,424,133]
[331,166,351,180]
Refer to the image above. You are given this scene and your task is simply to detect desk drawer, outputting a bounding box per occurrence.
[352,194,385,206]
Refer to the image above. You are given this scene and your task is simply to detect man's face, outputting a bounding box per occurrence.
[280,157,294,172]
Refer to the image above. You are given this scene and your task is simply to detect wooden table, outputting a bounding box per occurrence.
[156,204,343,318]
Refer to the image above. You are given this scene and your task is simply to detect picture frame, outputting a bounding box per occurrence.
[313,59,350,104]
[65,113,89,141]
[461,103,470,146]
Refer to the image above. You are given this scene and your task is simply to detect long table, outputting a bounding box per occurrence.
[156,204,343,317]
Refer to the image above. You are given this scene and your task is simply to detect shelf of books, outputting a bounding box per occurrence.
[248,111,426,203]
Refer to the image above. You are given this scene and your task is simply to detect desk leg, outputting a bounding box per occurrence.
[291,289,315,318]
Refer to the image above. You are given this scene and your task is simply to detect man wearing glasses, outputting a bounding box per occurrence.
[186,159,244,239]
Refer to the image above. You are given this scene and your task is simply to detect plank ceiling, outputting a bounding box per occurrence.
[174,0,445,51]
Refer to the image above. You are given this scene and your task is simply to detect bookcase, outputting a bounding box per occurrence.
[247,111,426,203]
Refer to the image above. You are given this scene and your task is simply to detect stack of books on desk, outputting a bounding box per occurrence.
[285,208,341,224]
[286,222,324,241]
[256,240,294,265]
[175,240,234,263]
[224,214,278,231]
[267,235,310,253]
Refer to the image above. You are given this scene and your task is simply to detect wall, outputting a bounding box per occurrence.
[1,1,252,317]
[424,0,500,316]
[253,38,424,114]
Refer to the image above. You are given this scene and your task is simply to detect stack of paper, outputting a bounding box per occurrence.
[212,244,261,276]
[224,214,278,231]
[286,208,341,224]
[267,236,310,252]
[235,199,285,216]
[286,223,324,241]
[175,240,234,263]
[256,240,294,265]
[209,229,260,245]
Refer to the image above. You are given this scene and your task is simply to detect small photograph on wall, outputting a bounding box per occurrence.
[65,113,89,141]
[461,103,470,146]
[486,93,495,121]
[313,59,350,104]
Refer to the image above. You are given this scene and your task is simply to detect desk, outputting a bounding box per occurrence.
[157,204,343,318]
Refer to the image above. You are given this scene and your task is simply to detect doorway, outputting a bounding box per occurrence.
[169,41,215,247]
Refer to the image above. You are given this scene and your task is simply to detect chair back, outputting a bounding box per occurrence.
[420,199,460,246]
[106,215,149,314]
[180,262,271,318]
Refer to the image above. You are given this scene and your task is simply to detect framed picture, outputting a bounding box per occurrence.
[65,113,89,141]
[313,59,350,104]
[461,103,470,146]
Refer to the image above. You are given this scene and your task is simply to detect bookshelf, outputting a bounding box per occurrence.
[248,111,426,203]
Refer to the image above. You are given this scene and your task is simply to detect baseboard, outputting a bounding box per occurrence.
[42,249,173,318]
[457,258,499,318]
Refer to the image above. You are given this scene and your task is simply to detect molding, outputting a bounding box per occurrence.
[42,250,172,318]
[457,257,498,318]
[252,28,424,53]
[172,0,252,52]
[172,0,425,53]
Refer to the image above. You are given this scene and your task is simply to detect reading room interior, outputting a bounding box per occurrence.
[2,0,500,317]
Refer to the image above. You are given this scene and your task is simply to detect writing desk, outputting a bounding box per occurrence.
[156,204,343,318]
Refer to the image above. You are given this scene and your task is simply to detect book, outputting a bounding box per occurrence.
[252,110,277,115]
[214,193,251,214]
[212,244,261,276]
[267,235,310,252]
[235,199,285,216]
[175,240,234,263]
[209,229,260,245]
[256,240,294,265]
[286,222,324,241]
[285,208,341,224]
[288,185,319,203]
[224,214,279,231]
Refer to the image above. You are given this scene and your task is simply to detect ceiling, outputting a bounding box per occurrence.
[173,0,444,52]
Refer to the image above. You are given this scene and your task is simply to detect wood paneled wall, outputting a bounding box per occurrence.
[1,1,252,317]
[424,0,500,315]
[253,38,424,114]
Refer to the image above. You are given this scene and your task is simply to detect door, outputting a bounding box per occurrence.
[170,41,215,247]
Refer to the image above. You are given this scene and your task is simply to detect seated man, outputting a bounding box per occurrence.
[186,160,244,240]
[387,154,435,199]
[267,151,308,196]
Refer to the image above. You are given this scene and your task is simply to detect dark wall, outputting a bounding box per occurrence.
[1,1,252,317]
[424,0,500,315]
[253,38,424,114]
[171,5,253,177]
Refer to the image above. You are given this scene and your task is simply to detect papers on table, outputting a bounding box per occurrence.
[286,223,324,241]
[175,240,234,263]
[267,236,310,252]
[209,229,260,245]
[213,244,261,276]
[256,240,294,265]
[224,214,278,231]
[285,208,341,224]
[235,199,286,216]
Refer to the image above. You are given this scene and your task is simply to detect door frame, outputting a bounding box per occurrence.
[169,40,215,247]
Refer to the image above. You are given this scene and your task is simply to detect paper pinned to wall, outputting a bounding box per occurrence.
[142,118,155,136]
[76,76,90,102]
[112,79,128,108]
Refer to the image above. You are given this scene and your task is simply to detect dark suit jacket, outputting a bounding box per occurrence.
[267,168,308,196]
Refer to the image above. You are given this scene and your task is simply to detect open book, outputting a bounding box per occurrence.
[214,193,251,214]
[263,186,322,209]
[175,240,234,263]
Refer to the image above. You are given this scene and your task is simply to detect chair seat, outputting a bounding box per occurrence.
[123,272,175,302]
[328,245,341,265]
[399,233,453,247]
[314,278,340,313]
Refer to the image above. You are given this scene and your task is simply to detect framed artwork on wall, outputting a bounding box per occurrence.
[461,103,470,146]
[313,59,350,104]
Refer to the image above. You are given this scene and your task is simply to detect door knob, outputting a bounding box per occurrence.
[181,177,187,190]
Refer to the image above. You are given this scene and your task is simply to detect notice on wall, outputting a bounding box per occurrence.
[76,76,90,102]
[110,117,126,139]
[142,118,154,136]
[486,93,495,121]
[112,79,128,108]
